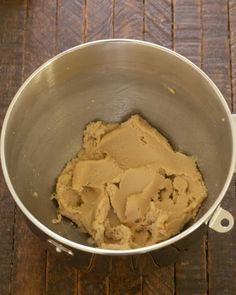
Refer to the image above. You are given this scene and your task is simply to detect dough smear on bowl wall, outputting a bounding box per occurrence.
[54,114,207,250]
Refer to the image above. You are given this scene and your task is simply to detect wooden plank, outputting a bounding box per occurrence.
[137,1,175,294]
[86,0,113,41]
[109,257,142,295]
[132,254,174,295]
[46,252,78,295]
[173,0,201,65]
[229,0,236,111]
[175,242,207,295]
[0,1,26,294]
[57,0,84,52]
[144,0,172,48]
[11,1,57,294]
[12,211,47,295]
[0,176,14,295]
[114,0,143,39]
[174,1,207,294]
[78,255,111,295]
[202,0,231,107]
[202,0,236,293]
[22,0,57,80]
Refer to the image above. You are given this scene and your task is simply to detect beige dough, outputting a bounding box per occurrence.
[55,115,207,249]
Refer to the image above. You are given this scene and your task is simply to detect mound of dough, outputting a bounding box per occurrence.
[55,115,207,249]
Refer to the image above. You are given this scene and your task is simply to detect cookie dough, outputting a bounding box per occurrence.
[55,115,207,249]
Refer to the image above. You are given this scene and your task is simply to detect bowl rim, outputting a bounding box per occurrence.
[1,38,235,255]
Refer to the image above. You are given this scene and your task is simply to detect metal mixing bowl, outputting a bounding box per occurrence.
[1,39,235,256]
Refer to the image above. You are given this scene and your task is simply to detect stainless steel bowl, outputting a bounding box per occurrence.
[1,39,235,257]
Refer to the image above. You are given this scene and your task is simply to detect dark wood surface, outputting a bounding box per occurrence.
[0,0,236,294]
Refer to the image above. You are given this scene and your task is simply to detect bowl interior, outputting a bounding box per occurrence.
[3,40,233,247]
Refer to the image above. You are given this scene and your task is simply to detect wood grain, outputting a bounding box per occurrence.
[109,257,142,295]
[57,0,84,52]
[173,0,201,65]
[114,0,144,39]
[202,0,231,107]
[0,1,26,294]
[79,255,111,295]
[202,0,236,294]
[174,1,207,294]
[133,254,174,295]
[12,212,47,295]
[22,0,57,81]
[175,243,207,295]
[46,252,78,295]
[229,0,236,112]
[144,0,172,48]
[11,1,57,294]
[86,0,113,41]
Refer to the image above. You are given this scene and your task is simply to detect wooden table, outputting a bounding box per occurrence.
[1,1,236,294]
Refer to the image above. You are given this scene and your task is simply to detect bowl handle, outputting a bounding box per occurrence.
[205,114,236,233]
[206,206,234,233]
